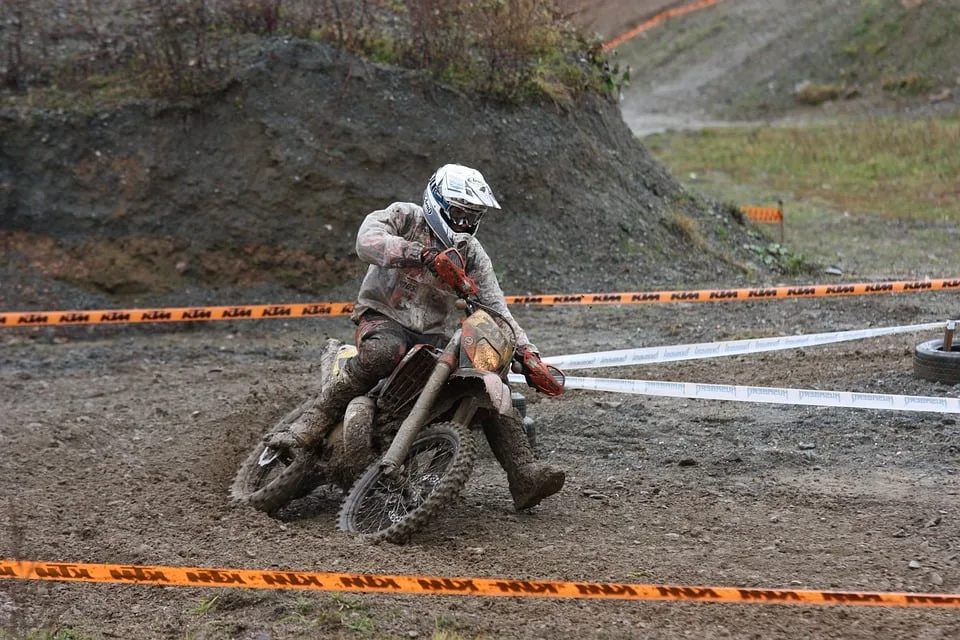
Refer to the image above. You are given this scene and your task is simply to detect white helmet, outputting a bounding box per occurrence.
[422,164,501,248]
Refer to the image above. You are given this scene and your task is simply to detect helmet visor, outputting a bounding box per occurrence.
[447,204,486,232]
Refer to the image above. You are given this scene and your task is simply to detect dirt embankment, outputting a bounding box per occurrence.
[0,38,767,316]
[606,0,960,132]
[560,0,690,39]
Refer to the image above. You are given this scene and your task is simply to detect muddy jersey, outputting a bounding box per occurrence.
[352,201,532,349]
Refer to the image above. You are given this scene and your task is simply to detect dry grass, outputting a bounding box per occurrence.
[793,82,844,106]
[666,211,708,251]
[646,116,960,221]
[0,0,611,102]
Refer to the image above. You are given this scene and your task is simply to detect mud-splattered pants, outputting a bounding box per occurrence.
[346,311,449,387]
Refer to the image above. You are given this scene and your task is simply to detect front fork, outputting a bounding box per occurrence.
[379,329,475,477]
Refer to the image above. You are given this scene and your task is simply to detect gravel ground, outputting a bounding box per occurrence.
[2,1,959,638]
[2,288,959,639]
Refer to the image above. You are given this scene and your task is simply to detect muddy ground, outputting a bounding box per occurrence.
[2,286,960,639]
[3,1,960,638]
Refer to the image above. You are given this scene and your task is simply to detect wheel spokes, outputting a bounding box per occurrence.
[351,437,457,533]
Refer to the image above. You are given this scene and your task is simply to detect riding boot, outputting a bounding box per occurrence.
[268,351,370,451]
[483,417,565,511]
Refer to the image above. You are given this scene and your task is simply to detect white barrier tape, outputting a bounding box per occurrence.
[544,322,946,371]
[551,376,960,414]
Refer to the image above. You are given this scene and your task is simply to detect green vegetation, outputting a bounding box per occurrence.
[838,0,959,96]
[186,593,221,616]
[742,236,815,277]
[271,592,378,635]
[0,0,620,105]
[844,0,960,74]
[647,114,960,276]
[881,73,931,96]
[646,116,960,221]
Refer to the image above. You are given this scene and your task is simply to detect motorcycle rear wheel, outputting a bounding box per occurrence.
[337,421,476,544]
[230,398,323,514]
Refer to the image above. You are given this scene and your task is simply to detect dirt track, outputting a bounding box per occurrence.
[3,288,960,639]
[3,1,960,638]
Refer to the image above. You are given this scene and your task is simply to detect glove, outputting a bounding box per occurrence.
[519,345,565,396]
[420,246,441,273]
[432,247,477,297]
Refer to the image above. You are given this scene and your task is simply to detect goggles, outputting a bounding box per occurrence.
[447,204,486,230]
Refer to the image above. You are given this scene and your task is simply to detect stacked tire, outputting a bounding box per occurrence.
[913,339,960,385]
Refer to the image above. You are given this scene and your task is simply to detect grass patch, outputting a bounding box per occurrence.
[646,116,960,277]
[665,211,708,251]
[271,592,379,635]
[1,78,150,113]
[186,594,221,616]
[645,116,960,221]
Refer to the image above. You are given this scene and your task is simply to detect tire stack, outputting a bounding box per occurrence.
[913,339,960,385]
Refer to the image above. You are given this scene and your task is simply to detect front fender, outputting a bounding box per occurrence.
[451,370,514,416]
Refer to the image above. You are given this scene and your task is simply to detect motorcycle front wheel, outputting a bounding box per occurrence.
[337,421,476,544]
[230,398,323,514]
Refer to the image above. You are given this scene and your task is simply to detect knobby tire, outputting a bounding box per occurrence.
[230,397,323,514]
[337,421,476,544]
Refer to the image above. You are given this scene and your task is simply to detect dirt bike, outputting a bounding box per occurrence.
[230,248,564,543]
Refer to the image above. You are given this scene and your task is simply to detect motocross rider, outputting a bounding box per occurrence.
[268,164,565,511]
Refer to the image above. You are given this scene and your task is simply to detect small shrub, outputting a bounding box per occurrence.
[128,0,237,99]
[743,238,816,276]
[666,211,708,251]
[722,201,746,225]
[794,82,843,106]
[1,0,621,103]
[881,73,931,95]
[587,43,630,98]
[218,0,283,35]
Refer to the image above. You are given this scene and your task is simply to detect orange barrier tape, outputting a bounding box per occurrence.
[1,279,958,327]
[742,206,784,224]
[503,279,960,306]
[0,302,355,326]
[2,559,959,608]
[604,0,729,50]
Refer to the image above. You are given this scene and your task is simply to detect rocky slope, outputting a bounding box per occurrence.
[1,38,762,315]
